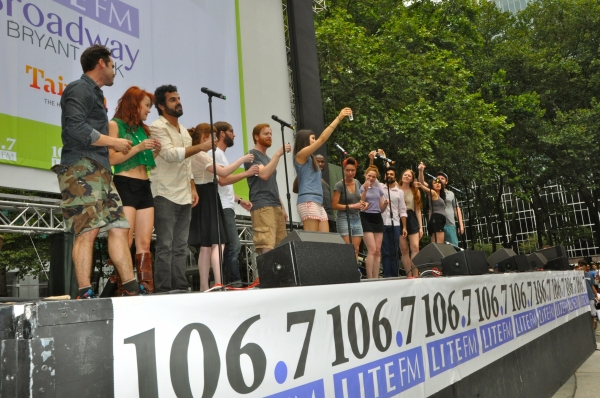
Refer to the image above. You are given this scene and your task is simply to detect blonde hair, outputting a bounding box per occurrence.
[365,165,380,178]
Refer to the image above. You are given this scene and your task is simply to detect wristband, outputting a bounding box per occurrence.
[237,199,242,205]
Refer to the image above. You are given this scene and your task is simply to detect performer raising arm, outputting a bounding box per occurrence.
[416,162,446,244]
[360,165,388,279]
[293,107,352,231]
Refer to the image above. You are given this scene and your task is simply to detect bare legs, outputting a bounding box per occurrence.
[198,244,224,291]
[122,206,154,253]
[400,233,420,277]
[302,218,330,232]
[432,231,444,244]
[72,229,99,289]
[342,235,363,259]
[363,232,383,279]
[73,227,135,289]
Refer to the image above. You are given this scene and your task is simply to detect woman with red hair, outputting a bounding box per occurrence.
[108,86,161,294]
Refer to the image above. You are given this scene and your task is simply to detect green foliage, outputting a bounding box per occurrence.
[0,234,50,279]
[315,0,600,249]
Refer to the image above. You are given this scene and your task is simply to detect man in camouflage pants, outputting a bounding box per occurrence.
[53,44,143,298]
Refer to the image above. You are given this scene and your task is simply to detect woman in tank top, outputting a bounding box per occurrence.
[399,169,422,277]
[416,162,446,244]
[293,107,352,231]
[109,86,162,293]
[332,157,366,258]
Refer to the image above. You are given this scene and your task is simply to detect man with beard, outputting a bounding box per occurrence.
[149,85,212,292]
[245,123,291,254]
[315,154,336,232]
[54,44,142,298]
[381,167,408,278]
[207,121,258,287]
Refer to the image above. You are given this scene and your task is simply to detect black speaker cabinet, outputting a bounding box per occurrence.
[537,245,566,261]
[257,241,359,288]
[527,252,548,270]
[441,250,489,276]
[545,257,571,271]
[497,254,531,273]
[487,248,517,268]
[277,230,345,246]
[412,243,459,271]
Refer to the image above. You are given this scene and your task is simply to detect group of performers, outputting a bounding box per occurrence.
[55,45,465,299]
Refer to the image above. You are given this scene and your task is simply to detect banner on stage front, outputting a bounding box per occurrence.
[112,271,590,397]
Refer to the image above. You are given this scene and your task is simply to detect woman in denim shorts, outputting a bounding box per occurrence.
[332,157,366,258]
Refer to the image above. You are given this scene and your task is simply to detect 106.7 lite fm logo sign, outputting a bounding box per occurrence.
[112,271,589,397]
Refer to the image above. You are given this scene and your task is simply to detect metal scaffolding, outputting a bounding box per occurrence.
[0,193,64,234]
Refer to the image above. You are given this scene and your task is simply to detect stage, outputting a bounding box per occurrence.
[0,270,595,397]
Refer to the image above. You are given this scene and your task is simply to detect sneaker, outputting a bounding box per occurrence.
[76,288,96,299]
[231,280,243,288]
[121,284,149,297]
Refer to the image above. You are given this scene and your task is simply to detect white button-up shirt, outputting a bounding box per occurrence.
[149,116,193,205]
[382,183,408,226]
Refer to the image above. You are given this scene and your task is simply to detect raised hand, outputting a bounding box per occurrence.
[338,107,352,120]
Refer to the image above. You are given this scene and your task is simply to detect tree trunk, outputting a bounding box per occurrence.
[494,177,508,247]
[475,186,497,252]
[507,192,520,252]
[0,235,6,297]
[578,185,600,248]
[531,189,554,246]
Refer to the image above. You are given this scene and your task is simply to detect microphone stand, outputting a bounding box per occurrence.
[204,92,224,286]
[276,122,294,232]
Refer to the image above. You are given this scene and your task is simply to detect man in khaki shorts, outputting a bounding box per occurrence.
[53,44,142,298]
[244,123,291,253]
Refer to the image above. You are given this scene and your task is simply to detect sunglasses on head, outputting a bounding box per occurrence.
[432,178,441,184]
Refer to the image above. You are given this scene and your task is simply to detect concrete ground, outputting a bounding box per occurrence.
[552,333,600,398]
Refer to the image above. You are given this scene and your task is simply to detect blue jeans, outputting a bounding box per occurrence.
[153,196,191,292]
[337,212,363,237]
[222,208,242,283]
[444,225,459,246]
[382,225,401,277]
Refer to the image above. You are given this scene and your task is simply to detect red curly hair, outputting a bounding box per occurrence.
[113,86,155,135]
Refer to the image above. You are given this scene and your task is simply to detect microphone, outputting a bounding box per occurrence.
[334,142,347,155]
[201,87,226,100]
[271,115,295,130]
[375,153,395,165]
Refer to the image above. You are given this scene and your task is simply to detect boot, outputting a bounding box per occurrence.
[107,259,124,296]
[136,252,154,293]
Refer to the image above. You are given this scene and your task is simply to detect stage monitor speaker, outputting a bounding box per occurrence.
[527,252,548,270]
[487,248,517,268]
[412,243,459,271]
[277,230,345,247]
[441,250,489,276]
[497,254,531,273]
[537,245,566,261]
[49,232,77,298]
[545,257,571,271]
[257,241,359,288]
